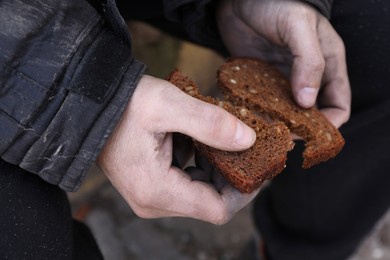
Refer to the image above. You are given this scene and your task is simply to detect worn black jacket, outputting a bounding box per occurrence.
[0,0,331,191]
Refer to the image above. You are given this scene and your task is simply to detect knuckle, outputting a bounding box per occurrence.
[292,4,317,21]
[209,204,232,225]
[301,7,316,19]
[310,56,326,73]
[129,189,154,218]
[131,207,151,219]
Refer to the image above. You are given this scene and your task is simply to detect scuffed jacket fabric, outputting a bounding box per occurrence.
[0,0,332,192]
[0,0,145,191]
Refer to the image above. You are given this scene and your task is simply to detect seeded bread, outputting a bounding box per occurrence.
[167,69,294,193]
[218,57,345,168]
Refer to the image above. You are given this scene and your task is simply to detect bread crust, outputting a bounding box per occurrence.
[217,57,345,168]
[167,69,294,193]
[166,57,345,192]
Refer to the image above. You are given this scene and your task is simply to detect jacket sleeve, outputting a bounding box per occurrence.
[0,0,146,191]
[117,0,333,58]
[303,0,333,18]
[116,0,228,55]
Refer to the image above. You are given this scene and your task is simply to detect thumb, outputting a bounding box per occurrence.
[164,88,256,151]
[285,14,325,108]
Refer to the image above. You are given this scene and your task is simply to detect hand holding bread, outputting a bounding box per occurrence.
[216,0,351,128]
[168,57,346,193]
[97,75,259,224]
[97,0,352,224]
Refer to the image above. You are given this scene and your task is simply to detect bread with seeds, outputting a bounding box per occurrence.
[167,69,294,193]
[217,57,345,168]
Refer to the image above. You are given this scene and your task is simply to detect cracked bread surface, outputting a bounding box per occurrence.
[217,57,345,168]
[167,69,294,193]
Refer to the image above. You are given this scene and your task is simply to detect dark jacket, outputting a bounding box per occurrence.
[0,0,332,191]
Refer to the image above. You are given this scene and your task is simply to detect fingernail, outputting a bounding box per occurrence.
[298,87,318,108]
[235,121,256,148]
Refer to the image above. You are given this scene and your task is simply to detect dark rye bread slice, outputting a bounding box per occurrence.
[167,69,294,193]
[218,57,345,168]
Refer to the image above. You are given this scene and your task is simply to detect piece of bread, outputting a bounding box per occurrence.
[167,69,294,193]
[217,57,345,168]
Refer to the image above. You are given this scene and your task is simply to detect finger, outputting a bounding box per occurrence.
[170,167,259,224]
[285,13,325,108]
[319,107,350,128]
[291,132,303,141]
[133,166,258,225]
[162,86,256,151]
[317,19,351,127]
[219,183,260,221]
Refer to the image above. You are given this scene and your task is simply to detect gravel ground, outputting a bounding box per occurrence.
[68,166,390,260]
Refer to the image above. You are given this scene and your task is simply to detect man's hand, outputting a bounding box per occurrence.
[97,75,258,225]
[217,0,351,128]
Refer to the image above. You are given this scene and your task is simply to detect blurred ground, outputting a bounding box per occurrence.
[69,166,255,260]
[68,166,390,260]
[68,22,390,260]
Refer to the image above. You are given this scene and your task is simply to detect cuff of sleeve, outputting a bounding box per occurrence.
[163,0,228,54]
[304,0,333,19]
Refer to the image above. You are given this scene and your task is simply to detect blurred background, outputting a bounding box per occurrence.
[68,22,390,260]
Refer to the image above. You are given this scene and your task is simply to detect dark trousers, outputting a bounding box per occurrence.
[0,159,103,259]
[253,1,390,259]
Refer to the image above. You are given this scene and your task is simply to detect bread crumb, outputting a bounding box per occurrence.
[249,88,258,94]
[240,108,248,116]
